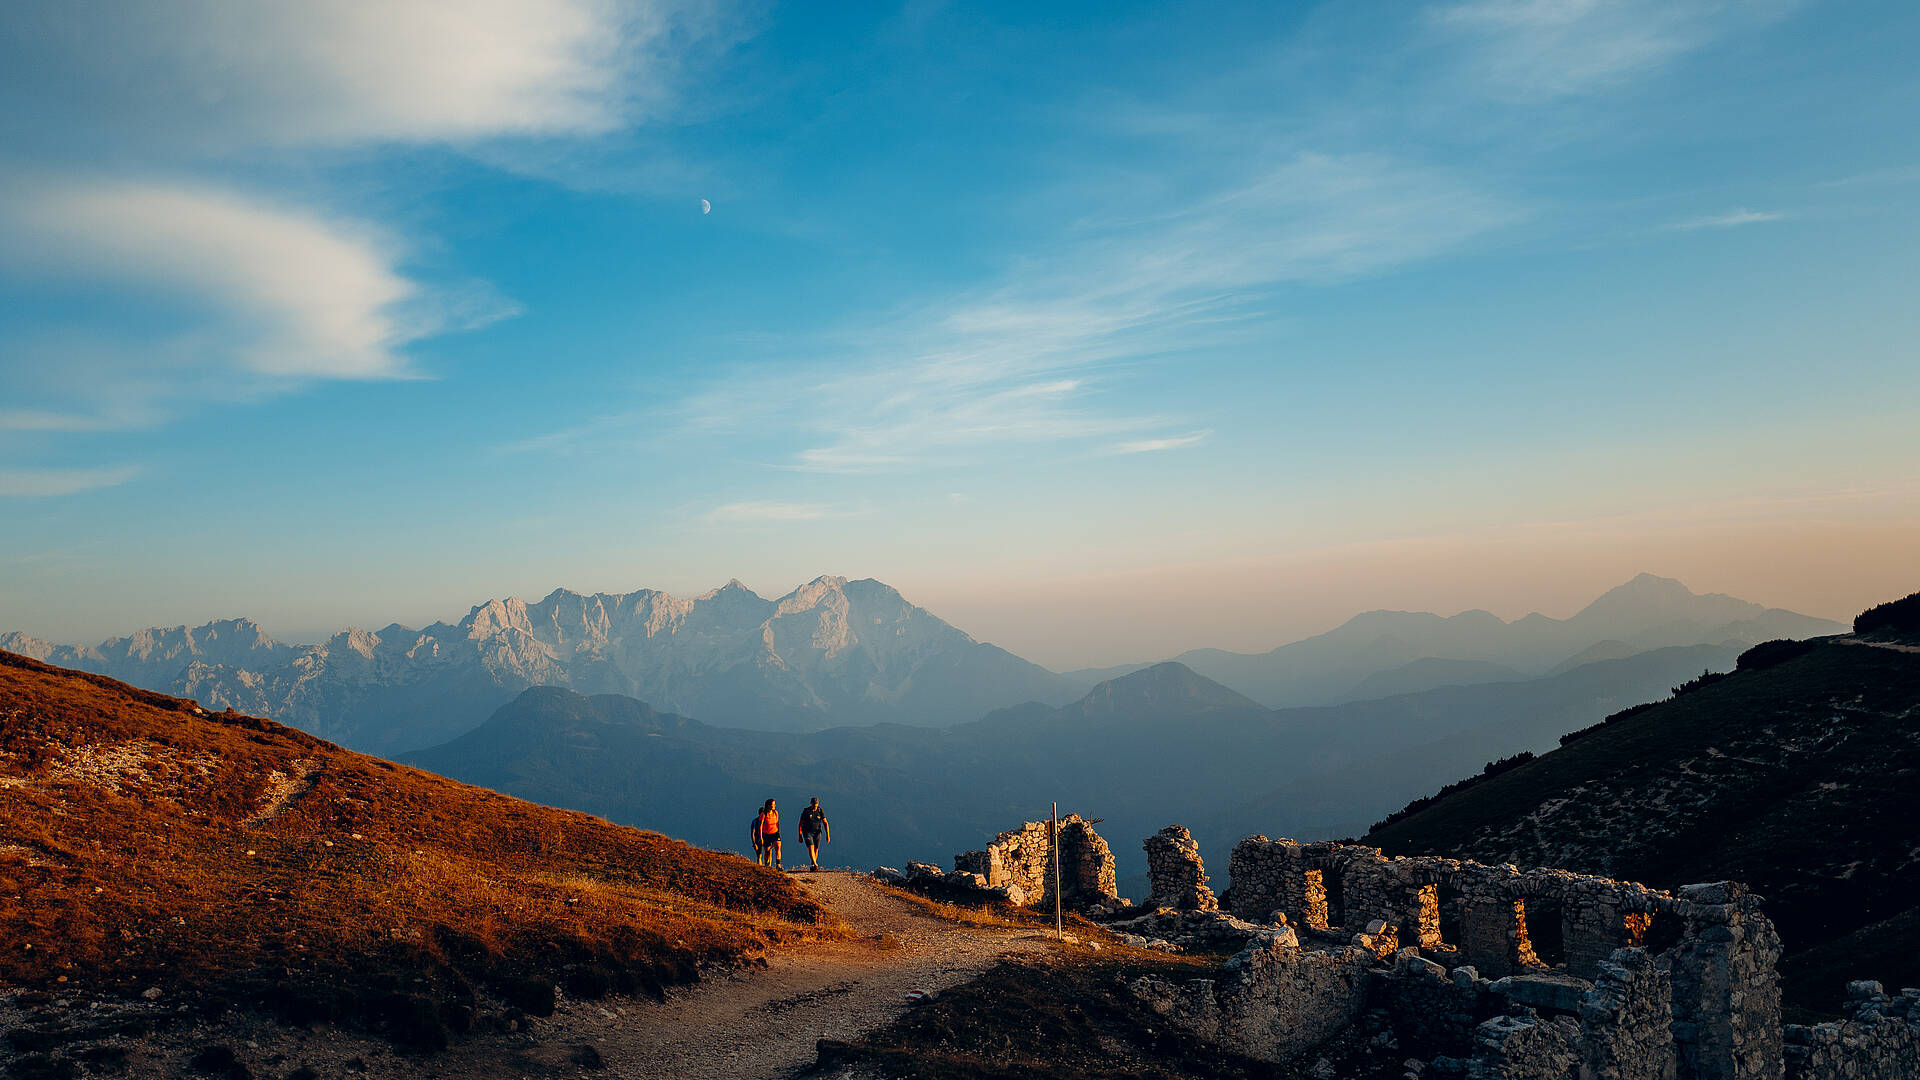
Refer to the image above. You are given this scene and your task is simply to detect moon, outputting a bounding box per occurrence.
[700,199,711,215]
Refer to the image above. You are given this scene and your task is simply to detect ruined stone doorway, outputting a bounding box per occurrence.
[1627,909,1685,955]
[1520,897,1567,969]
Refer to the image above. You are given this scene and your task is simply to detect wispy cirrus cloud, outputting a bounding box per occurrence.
[770,152,1516,474]
[705,501,838,524]
[0,408,152,434]
[1109,431,1211,455]
[0,466,143,497]
[1667,207,1788,230]
[1431,0,1796,100]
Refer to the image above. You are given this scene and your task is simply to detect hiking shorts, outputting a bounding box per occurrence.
[762,831,780,843]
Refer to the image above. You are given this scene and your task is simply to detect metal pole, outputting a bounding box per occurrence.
[1052,801,1062,941]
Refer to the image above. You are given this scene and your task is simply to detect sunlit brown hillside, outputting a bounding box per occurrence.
[0,650,835,1047]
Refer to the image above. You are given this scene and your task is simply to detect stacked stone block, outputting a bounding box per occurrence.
[1144,824,1218,911]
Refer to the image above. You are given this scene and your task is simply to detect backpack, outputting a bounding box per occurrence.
[801,805,825,832]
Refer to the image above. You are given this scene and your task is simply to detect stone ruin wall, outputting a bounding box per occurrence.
[952,813,1117,908]
[933,819,1914,1080]
[1226,837,1786,1080]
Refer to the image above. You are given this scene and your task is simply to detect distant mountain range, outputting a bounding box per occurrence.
[405,640,1753,886]
[0,572,1846,754]
[1064,573,1845,706]
[0,576,1078,751]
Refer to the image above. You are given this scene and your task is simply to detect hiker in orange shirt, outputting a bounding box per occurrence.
[756,799,782,870]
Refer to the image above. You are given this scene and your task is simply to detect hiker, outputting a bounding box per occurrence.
[799,797,830,870]
[750,800,768,864]
[757,798,782,869]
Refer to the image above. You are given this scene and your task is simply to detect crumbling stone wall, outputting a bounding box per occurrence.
[1783,983,1920,1080]
[953,814,1117,908]
[1227,837,1782,1080]
[1384,952,1484,1059]
[1131,938,1377,1062]
[1143,824,1218,911]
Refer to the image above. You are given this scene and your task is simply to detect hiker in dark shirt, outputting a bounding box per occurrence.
[798,797,830,871]
[751,799,769,865]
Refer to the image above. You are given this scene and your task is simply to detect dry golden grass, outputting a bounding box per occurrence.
[0,650,840,1045]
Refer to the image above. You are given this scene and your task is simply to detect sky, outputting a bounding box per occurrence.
[2,0,1917,669]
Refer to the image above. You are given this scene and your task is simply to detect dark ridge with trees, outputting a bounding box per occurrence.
[1368,752,1536,833]
[1555,662,1740,748]
[1855,589,1920,638]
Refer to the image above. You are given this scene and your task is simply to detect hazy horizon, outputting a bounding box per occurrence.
[4,555,1892,673]
[3,2,1917,669]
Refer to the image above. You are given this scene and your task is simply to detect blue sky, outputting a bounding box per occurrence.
[3,0,1918,667]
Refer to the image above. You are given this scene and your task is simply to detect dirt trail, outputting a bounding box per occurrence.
[440,871,1059,1080]
[1839,638,1920,654]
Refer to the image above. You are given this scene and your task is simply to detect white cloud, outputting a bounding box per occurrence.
[0,466,143,497]
[0,1,728,481]
[706,501,836,524]
[1110,431,1211,455]
[1667,207,1787,230]
[5,1,717,150]
[0,180,501,379]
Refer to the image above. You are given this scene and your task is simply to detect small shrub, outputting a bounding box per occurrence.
[1672,668,1730,696]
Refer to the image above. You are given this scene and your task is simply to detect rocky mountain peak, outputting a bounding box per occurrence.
[1571,573,1763,630]
[1079,661,1263,715]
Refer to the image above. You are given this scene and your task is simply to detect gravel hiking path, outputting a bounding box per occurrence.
[1840,638,1920,654]
[439,870,1059,1080]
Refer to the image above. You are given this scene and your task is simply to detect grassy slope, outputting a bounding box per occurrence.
[1364,641,1920,1014]
[0,650,835,1045]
